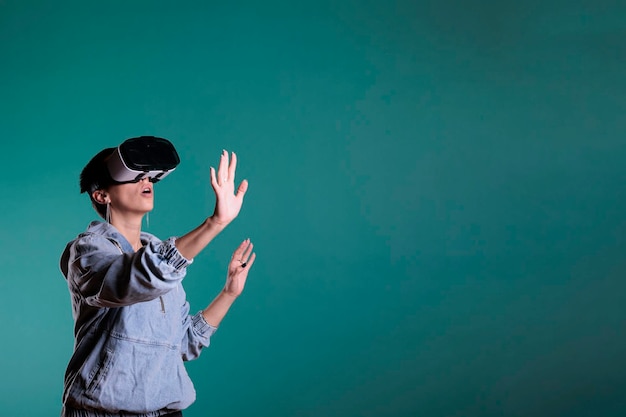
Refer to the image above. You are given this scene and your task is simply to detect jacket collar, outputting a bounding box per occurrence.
[86,221,154,253]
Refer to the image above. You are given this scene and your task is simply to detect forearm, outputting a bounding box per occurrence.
[202,290,238,328]
[76,237,189,308]
[174,216,227,260]
[174,149,247,260]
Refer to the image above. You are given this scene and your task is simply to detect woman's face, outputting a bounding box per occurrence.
[107,177,154,216]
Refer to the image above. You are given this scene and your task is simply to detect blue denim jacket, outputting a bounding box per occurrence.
[60,221,217,416]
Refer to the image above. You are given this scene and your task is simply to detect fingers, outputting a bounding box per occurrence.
[232,238,249,255]
[243,252,256,269]
[232,238,255,269]
[228,151,237,182]
[231,239,246,262]
[217,150,228,185]
[232,238,252,260]
[213,150,240,186]
[241,240,254,261]
[210,167,218,189]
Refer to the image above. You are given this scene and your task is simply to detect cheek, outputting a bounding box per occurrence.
[111,192,136,208]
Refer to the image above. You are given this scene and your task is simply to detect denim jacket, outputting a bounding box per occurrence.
[60,221,217,416]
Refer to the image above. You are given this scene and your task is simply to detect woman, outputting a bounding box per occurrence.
[60,136,255,417]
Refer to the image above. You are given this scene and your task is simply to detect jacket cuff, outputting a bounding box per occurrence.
[158,237,193,271]
[192,312,218,337]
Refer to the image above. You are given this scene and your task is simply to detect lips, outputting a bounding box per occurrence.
[141,186,152,194]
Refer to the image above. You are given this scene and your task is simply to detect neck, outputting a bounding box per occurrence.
[109,213,144,251]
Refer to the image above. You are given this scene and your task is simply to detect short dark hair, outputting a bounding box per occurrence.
[79,147,116,219]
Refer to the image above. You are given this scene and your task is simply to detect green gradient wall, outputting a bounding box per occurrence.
[1,1,625,416]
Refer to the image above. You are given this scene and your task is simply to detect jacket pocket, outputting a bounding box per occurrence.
[85,348,114,399]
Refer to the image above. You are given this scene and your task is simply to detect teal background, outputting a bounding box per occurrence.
[1,1,625,416]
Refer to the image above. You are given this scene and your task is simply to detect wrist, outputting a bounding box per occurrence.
[202,290,237,326]
[204,216,229,231]
[219,288,239,302]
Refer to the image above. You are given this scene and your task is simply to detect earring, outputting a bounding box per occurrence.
[145,211,150,229]
[106,202,111,223]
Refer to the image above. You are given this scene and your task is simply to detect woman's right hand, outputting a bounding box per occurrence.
[209,150,248,227]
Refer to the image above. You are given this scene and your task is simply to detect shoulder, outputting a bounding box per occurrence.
[70,221,121,257]
[72,232,120,257]
[140,230,162,245]
[60,226,122,277]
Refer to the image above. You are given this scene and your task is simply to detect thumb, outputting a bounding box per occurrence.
[236,179,248,197]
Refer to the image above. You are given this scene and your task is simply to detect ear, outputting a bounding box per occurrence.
[92,190,110,205]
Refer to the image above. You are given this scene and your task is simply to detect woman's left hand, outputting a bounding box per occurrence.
[224,239,256,298]
[210,150,248,226]
[201,239,257,327]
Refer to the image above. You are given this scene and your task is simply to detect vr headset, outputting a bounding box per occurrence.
[106,136,180,184]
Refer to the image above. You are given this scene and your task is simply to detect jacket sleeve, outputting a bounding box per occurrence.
[68,233,192,307]
[179,302,217,361]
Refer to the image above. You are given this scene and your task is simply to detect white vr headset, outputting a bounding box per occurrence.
[106,136,180,183]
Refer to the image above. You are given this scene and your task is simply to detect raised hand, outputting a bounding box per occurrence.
[223,239,256,298]
[210,150,248,226]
